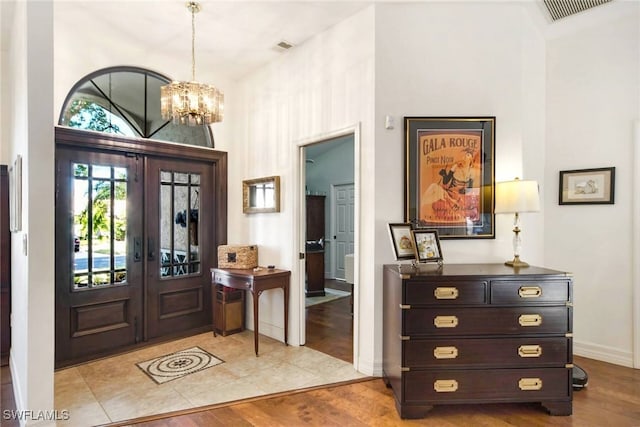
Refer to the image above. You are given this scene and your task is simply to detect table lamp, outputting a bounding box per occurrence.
[494,177,540,267]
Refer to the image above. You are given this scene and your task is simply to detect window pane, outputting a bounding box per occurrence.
[159,170,201,278]
[72,163,128,290]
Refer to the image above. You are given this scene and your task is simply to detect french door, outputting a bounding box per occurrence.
[55,129,226,367]
[55,148,143,364]
[145,157,213,339]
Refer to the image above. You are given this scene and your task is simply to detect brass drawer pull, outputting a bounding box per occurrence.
[518,344,543,358]
[434,346,458,359]
[518,377,543,391]
[434,315,459,328]
[518,314,542,327]
[434,287,459,300]
[519,286,542,298]
[434,379,458,392]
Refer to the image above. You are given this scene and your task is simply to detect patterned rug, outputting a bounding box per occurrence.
[136,346,224,384]
[305,288,350,307]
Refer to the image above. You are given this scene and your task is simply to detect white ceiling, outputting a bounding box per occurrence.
[52,1,371,82]
[1,1,620,85]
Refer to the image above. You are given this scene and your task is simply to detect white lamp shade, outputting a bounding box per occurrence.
[494,179,540,213]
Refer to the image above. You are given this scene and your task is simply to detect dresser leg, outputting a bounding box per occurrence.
[541,401,572,416]
[397,402,434,419]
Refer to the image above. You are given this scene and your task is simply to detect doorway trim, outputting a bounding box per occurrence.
[294,123,361,370]
[633,120,640,368]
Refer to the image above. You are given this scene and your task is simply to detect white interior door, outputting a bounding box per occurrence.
[332,183,355,280]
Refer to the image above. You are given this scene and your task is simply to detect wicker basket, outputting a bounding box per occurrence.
[217,245,258,269]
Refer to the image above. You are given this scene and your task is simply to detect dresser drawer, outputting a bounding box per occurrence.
[403,306,570,336]
[403,368,571,403]
[404,337,570,368]
[491,280,571,304]
[404,280,487,305]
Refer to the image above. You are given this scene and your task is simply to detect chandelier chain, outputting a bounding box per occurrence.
[191,3,196,81]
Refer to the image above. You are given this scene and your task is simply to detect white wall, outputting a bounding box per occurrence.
[3,1,56,423]
[375,1,546,264]
[372,2,546,371]
[231,7,376,373]
[544,2,640,367]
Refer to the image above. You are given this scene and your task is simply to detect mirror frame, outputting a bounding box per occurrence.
[242,176,281,214]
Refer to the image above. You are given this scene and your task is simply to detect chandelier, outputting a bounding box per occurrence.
[161,1,224,126]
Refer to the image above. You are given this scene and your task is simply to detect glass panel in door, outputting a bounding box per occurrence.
[72,163,128,288]
[160,171,201,278]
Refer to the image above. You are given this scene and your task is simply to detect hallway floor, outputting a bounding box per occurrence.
[53,329,364,426]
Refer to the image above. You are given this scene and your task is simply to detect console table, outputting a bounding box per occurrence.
[383,263,573,419]
[211,267,290,356]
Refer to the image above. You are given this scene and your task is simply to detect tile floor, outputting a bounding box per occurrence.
[54,331,366,426]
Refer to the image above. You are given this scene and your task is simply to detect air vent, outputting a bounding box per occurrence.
[276,40,294,50]
[543,0,613,21]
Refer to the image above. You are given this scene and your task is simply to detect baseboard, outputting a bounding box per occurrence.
[574,340,634,368]
[9,351,25,413]
[356,354,382,377]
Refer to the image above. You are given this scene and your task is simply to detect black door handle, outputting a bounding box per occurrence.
[148,238,155,261]
[133,237,142,262]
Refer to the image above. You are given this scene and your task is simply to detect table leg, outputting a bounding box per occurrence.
[253,290,260,356]
[283,285,289,345]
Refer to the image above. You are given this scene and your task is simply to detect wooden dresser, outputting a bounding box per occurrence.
[383,263,573,419]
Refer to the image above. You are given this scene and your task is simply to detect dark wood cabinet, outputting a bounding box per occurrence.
[383,263,573,419]
[212,284,244,336]
[305,195,325,297]
[1,165,10,365]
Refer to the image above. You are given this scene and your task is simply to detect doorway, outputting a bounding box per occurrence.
[54,128,227,367]
[301,131,356,363]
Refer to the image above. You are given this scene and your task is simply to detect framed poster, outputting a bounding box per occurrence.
[559,167,615,205]
[404,117,495,239]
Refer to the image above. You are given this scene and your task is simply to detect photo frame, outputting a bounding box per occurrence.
[404,117,495,239]
[388,223,415,261]
[242,175,280,213]
[411,229,443,263]
[559,167,615,205]
[9,155,22,232]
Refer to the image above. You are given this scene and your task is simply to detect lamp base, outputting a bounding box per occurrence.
[505,255,529,268]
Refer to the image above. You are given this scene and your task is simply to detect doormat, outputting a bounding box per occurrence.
[305,288,350,307]
[136,346,224,384]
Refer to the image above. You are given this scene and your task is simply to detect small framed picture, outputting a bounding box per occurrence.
[559,167,615,205]
[388,223,415,261]
[411,229,443,263]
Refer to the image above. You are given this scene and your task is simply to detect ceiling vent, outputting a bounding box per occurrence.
[543,0,613,21]
[276,40,294,50]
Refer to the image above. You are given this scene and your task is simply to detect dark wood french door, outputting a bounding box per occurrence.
[55,148,144,364]
[55,128,226,367]
[145,157,214,339]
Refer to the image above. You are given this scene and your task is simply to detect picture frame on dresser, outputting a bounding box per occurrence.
[559,167,615,205]
[404,117,495,239]
[411,229,443,263]
[388,223,415,261]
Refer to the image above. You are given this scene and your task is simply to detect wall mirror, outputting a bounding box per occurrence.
[243,176,280,213]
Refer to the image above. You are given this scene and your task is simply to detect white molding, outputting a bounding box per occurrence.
[633,120,640,369]
[574,340,634,368]
[294,123,365,373]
